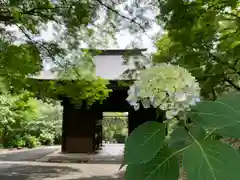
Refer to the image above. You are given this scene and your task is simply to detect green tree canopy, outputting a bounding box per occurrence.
[153,0,240,99]
[0,0,159,105]
[0,0,120,104]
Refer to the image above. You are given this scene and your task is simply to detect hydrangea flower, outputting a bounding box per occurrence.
[126,63,201,119]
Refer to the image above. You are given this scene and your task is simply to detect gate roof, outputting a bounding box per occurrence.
[32,48,147,81]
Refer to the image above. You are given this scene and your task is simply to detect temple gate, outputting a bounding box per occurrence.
[34,49,164,153]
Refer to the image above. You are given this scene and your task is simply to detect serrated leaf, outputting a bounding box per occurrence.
[167,124,206,150]
[189,93,240,138]
[125,146,180,180]
[123,121,166,164]
[183,140,240,180]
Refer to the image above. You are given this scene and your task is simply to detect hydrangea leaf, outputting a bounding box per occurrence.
[123,121,166,165]
[125,146,180,180]
[183,140,240,180]
[189,93,240,138]
[167,124,206,150]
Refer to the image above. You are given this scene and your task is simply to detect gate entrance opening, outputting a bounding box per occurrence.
[102,112,128,144]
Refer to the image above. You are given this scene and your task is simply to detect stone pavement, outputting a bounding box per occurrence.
[0,146,60,162]
[0,161,125,180]
[37,144,124,164]
[0,144,125,180]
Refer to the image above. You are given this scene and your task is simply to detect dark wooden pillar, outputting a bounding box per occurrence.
[61,98,102,153]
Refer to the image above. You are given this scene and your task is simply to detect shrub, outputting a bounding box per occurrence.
[0,92,62,149]
[113,134,126,143]
[6,135,26,148]
[22,135,40,148]
[102,115,128,143]
[12,139,26,149]
[39,133,55,146]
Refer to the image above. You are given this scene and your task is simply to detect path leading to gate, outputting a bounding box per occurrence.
[0,162,124,180]
[0,144,125,180]
[0,146,59,161]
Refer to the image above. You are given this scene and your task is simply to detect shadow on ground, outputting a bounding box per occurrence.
[0,164,81,180]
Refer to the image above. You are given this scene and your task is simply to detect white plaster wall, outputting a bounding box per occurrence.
[94,55,136,80]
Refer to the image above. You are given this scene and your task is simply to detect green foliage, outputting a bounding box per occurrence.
[189,93,240,138]
[7,135,26,148]
[22,77,111,108]
[102,114,128,143]
[167,124,206,150]
[39,133,55,146]
[124,121,166,165]
[125,146,180,180]
[183,140,240,180]
[0,91,62,148]
[124,92,240,180]
[22,135,40,148]
[154,0,240,99]
[0,0,116,107]
[0,42,42,77]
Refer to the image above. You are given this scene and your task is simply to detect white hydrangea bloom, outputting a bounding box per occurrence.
[126,63,201,118]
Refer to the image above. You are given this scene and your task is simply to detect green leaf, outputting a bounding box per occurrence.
[123,121,166,164]
[125,146,180,180]
[183,140,240,180]
[230,40,240,48]
[189,93,240,138]
[218,93,240,111]
[167,124,206,150]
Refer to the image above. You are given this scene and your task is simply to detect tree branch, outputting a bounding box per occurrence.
[15,24,88,80]
[94,0,153,40]
[202,45,240,91]
[224,77,240,91]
